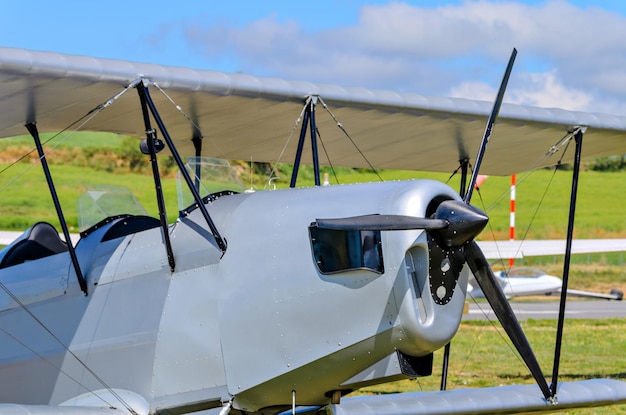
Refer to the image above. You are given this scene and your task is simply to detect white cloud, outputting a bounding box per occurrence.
[449,81,498,103]
[169,1,626,114]
[510,72,592,111]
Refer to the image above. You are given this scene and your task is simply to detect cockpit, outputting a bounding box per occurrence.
[0,157,245,311]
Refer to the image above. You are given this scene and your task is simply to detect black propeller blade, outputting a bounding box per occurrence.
[314,214,448,231]
[465,241,553,401]
[314,200,488,246]
[464,47,517,204]
[458,48,553,401]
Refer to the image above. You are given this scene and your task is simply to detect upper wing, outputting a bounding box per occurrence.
[478,239,626,259]
[2,47,626,175]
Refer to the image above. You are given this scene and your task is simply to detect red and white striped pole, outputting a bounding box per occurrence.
[509,174,516,267]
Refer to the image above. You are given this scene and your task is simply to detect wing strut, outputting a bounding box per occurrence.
[25,123,88,295]
[190,103,203,192]
[136,80,228,254]
[136,84,177,272]
[550,127,584,396]
[290,96,321,187]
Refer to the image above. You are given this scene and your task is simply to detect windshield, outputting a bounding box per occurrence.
[176,157,244,211]
[506,267,544,278]
[77,185,148,232]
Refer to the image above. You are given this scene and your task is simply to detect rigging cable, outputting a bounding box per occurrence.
[0,80,135,194]
[445,161,473,188]
[313,125,339,185]
[318,97,384,182]
[264,97,311,189]
[0,83,141,414]
[152,81,226,158]
[0,280,138,414]
[456,132,577,385]
[263,96,385,188]
[0,322,116,409]
[0,109,103,193]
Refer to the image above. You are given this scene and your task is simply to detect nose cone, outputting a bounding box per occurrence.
[431,200,488,248]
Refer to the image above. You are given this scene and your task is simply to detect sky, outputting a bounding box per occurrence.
[2,0,626,115]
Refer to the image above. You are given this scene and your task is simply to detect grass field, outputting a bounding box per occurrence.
[2,131,623,237]
[1,147,625,237]
[353,318,626,414]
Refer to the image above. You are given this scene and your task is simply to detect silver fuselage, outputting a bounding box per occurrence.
[0,179,467,413]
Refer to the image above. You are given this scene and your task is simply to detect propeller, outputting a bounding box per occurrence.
[315,200,487,248]
[459,48,551,400]
[315,48,554,401]
[465,241,552,399]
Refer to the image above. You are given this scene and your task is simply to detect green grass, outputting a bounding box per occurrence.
[355,318,626,414]
[1,153,625,239]
[279,165,626,240]
[0,131,127,150]
[2,131,624,240]
[0,161,178,231]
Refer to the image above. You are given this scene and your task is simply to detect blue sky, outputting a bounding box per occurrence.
[3,1,626,114]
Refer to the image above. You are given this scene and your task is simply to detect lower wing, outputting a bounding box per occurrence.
[478,239,626,259]
[325,379,626,415]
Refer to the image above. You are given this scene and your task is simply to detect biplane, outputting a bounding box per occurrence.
[1,46,626,415]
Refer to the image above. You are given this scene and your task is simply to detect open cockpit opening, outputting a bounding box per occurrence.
[0,222,69,269]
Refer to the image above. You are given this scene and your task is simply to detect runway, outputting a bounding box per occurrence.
[464,299,626,320]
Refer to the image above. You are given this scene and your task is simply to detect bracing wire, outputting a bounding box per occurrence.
[483,135,574,266]
[0,113,104,195]
[456,131,577,384]
[0,279,138,414]
[268,95,385,186]
[152,81,227,158]
[318,97,384,182]
[263,97,311,189]
[0,308,116,409]
[314,127,339,185]
[0,331,115,408]
[0,81,141,414]
[0,81,135,195]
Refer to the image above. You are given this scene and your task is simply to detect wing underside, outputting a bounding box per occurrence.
[2,47,626,175]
